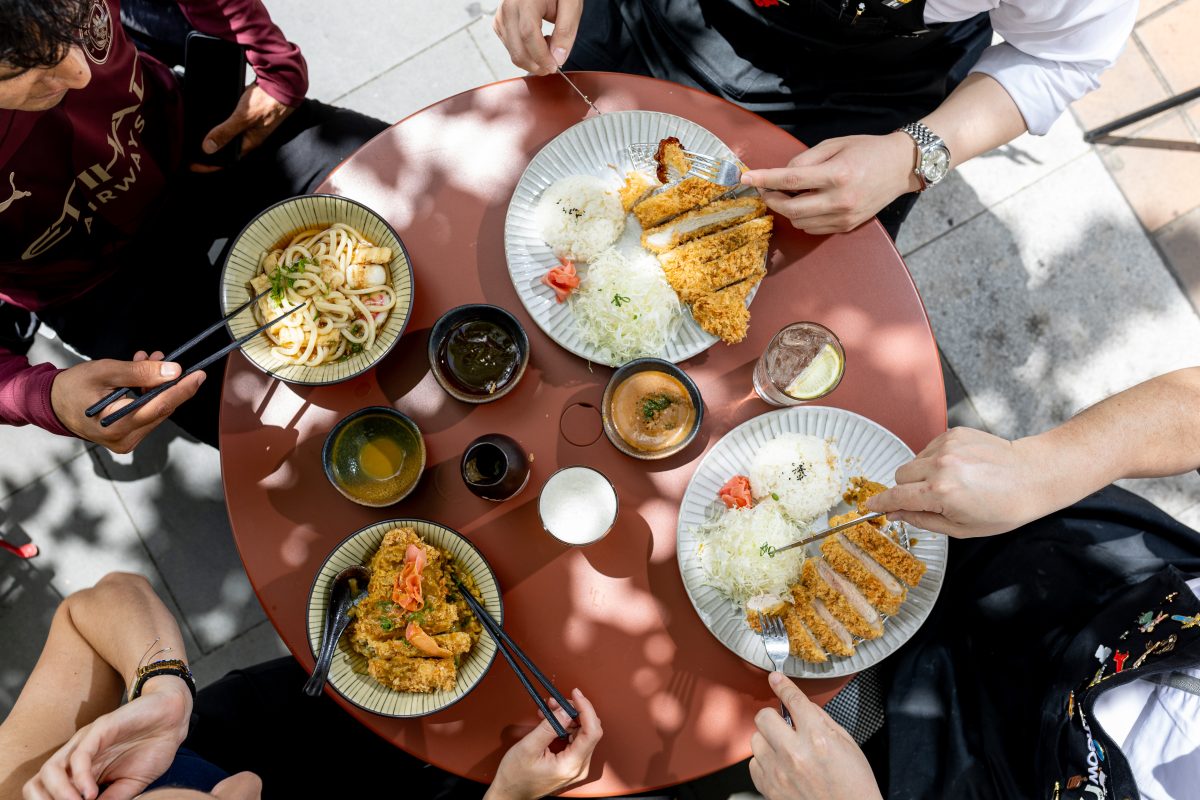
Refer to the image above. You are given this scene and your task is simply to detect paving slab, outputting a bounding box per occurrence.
[0,559,63,715]
[895,170,987,257]
[93,423,266,655]
[190,620,290,689]
[1098,111,1200,232]
[954,112,1092,209]
[1070,38,1170,136]
[904,152,1200,448]
[1156,204,1200,313]
[334,29,495,123]
[0,334,88,503]
[266,0,481,102]
[1136,0,1200,94]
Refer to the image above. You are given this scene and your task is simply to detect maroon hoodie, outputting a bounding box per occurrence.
[0,0,307,436]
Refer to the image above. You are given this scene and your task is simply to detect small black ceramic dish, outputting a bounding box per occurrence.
[428,304,530,404]
[461,433,531,502]
[601,358,703,460]
[323,407,425,507]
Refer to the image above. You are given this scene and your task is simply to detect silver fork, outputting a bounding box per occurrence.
[625,143,744,187]
[757,612,793,726]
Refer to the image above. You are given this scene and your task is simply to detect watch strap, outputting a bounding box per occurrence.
[898,121,949,191]
[129,658,196,702]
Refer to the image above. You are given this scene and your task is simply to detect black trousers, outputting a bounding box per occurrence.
[563,1,986,240]
[184,657,485,799]
[36,101,388,446]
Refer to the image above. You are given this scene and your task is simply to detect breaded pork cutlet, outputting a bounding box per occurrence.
[654,136,691,182]
[658,216,774,271]
[745,596,826,662]
[641,197,767,253]
[633,177,730,228]
[619,171,659,212]
[821,535,907,616]
[801,559,883,641]
[664,238,768,303]
[843,516,927,587]
[790,585,855,657]
[690,277,755,344]
[844,476,889,517]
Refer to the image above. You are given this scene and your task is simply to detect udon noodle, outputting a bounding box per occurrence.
[250,224,396,366]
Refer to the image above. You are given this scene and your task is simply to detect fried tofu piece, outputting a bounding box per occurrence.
[633,177,730,229]
[689,277,756,344]
[844,523,927,587]
[366,651,457,693]
[619,170,659,212]
[801,559,884,641]
[658,216,774,271]
[642,197,768,253]
[844,476,888,516]
[790,585,855,657]
[655,136,691,183]
[821,536,907,616]
[354,245,392,264]
[664,238,768,303]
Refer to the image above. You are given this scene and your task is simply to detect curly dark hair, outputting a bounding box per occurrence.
[0,0,90,72]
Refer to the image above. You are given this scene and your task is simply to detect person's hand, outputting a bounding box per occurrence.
[493,0,583,76]
[197,83,295,166]
[749,672,882,800]
[22,676,192,800]
[485,689,602,800]
[865,427,1057,538]
[50,350,205,454]
[741,132,922,235]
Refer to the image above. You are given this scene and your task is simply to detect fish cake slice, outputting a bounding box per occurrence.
[845,523,927,587]
[641,198,767,253]
[633,177,730,228]
[821,535,907,616]
[789,585,855,657]
[658,216,774,271]
[689,277,756,344]
[801,559,884,640]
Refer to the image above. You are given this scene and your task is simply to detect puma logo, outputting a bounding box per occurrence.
[0,172,31,214]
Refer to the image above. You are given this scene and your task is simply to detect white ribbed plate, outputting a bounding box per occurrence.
[504,110,755,367]
[676,407,947,679]
[306,518,502,717]
[220,194,414,386]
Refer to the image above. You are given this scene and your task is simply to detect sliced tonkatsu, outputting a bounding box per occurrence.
[791,585,855,657]
[821,535,908,616]
[801,558,884,641]
[632,177,730,229]
[840,515,927,587]
[663,238,768,303]
[641,197,767,253]
[658,216,774,271]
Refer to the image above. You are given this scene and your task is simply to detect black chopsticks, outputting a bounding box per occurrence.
[91,297,303,428]
[85,288,272,420]
[456,579,578,739]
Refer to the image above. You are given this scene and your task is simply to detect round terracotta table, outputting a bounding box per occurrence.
[219,73,947,796]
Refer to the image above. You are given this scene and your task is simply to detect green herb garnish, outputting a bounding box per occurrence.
[641,394,674,420]
[771,492,779,501]
[376,600,394,611]
[612,293,631,307]
[758,542,778,559]
[378,616,394,632]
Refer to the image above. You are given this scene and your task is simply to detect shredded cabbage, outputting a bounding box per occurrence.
[696,501,806,604]
[570,247,681,364]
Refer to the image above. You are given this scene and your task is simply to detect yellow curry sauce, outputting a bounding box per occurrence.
[610,370,695,452]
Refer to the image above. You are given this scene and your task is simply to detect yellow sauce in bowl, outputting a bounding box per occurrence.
[609,371,696,453]
[328,413,424,505]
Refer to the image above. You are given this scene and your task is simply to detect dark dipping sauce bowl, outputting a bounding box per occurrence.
[428,304,530,404]
[601,358,703,461]
[322,407,426,507]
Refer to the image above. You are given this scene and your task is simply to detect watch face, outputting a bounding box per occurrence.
[922,146,950,184]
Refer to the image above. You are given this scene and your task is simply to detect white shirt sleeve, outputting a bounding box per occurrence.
[925,1,1138,135]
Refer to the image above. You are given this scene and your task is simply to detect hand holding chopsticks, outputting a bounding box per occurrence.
[455,580,579,739]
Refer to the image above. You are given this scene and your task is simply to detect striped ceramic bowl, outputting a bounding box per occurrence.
[305,518,502,717]
[219,194,414,385]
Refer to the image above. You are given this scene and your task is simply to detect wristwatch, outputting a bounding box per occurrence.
[898,121,951,190]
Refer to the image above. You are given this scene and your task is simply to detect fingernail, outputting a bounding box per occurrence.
[160,363,180,378]
[553,47,568,66]
[202,139,217,154]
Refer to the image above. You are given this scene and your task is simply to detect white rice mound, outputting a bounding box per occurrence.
[749,434,842,524]
[536,175,625,263]
[697,501,805,604]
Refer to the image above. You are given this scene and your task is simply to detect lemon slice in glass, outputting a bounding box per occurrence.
[784,344,844,400]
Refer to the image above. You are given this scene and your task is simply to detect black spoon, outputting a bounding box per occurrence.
[304,565,370,697]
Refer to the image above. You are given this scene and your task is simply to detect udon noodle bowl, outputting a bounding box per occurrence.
[250,224,397,366]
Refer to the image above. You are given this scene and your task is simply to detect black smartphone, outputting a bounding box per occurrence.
[183,31,247,168]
